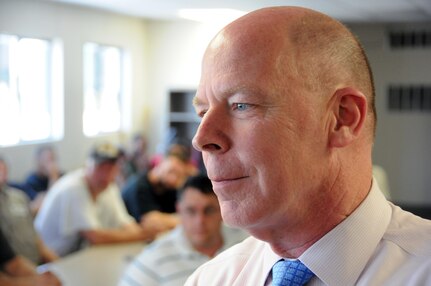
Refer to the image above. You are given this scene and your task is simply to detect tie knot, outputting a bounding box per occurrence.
[272,259,314,286]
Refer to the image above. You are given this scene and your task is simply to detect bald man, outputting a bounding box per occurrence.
[185,6,431,286]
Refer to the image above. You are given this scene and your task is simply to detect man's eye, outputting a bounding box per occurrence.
[196,110,207,118]
[234,103,250,111]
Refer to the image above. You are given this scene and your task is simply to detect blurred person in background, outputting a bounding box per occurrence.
[150,138,199,177]
[35,142,157,257]
[122,154,191,237]
[119,174,248,286]
[24,145,63,214]
[117,133,150,188]
[25,145,63,197]
[0,228,62,286]
[0,156,59,265]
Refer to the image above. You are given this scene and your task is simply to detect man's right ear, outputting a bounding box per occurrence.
[327,87,367,148]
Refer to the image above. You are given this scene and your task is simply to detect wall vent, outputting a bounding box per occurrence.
[389,30,431,49]
[388,85,431,111]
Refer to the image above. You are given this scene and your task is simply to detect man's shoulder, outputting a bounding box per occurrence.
[50,170,85,193]
[3,186,28,201]
[122,230,197,286]
[25,172,47,187]
[384,203,431,257]
[42,170,88,207]
[135,230,181,263]
[24,172,39,183]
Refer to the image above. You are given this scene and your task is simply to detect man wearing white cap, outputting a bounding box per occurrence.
[35,142,155,257]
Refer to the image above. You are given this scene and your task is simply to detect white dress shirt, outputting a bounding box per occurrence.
[185,180,431,286]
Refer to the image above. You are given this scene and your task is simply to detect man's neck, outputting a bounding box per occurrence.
[195,236,224,258]
[250,177,373,258]
[85,176,102,201]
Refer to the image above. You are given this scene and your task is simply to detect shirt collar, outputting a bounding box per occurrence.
[300,179,392,285]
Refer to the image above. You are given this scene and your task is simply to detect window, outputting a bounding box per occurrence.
[0,34,63,146]
[83,43,128,137]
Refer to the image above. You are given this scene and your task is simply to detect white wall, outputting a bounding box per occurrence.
[349,23,431,204]
[0,0,148,180]
[144,20,221,154]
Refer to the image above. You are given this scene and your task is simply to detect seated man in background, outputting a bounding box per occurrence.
[24,145,63,214]
[117,133,150,188]
[118,174,248,286]
[122,154,191,235]
[0,157,59,265]
[25,145,63,197]
[35,142,157,257]
[149,138,199,177]
[0,228,62,286]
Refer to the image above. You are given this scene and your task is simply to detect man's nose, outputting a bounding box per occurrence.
[192,108,229,154]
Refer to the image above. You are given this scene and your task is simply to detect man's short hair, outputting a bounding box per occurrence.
[178,174,214,199]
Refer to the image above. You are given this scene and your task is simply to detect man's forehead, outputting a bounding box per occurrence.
[194,79,276,107]
[95,161,117,169]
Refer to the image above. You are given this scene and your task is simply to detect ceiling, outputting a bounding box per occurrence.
[49,0,431,23]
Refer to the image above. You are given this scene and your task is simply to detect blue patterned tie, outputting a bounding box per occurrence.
[272,259,314,286]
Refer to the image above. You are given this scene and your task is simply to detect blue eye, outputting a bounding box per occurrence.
[235,103,249,111]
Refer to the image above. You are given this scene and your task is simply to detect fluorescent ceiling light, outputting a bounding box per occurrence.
[178,8,247,24]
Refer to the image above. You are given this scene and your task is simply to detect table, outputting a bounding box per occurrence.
[42,242,146,286]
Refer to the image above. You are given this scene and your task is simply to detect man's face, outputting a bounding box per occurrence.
[177,187,222,250]
[158,157,188,189]
[90,161,119,191]
[39,149,58,175]
[192,26,329,234]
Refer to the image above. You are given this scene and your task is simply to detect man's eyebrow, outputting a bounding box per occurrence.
[192,86,264,108]
[192,96,203,108]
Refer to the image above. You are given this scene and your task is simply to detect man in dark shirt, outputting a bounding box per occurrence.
[122,155,190,236]
[25,145,63,197]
